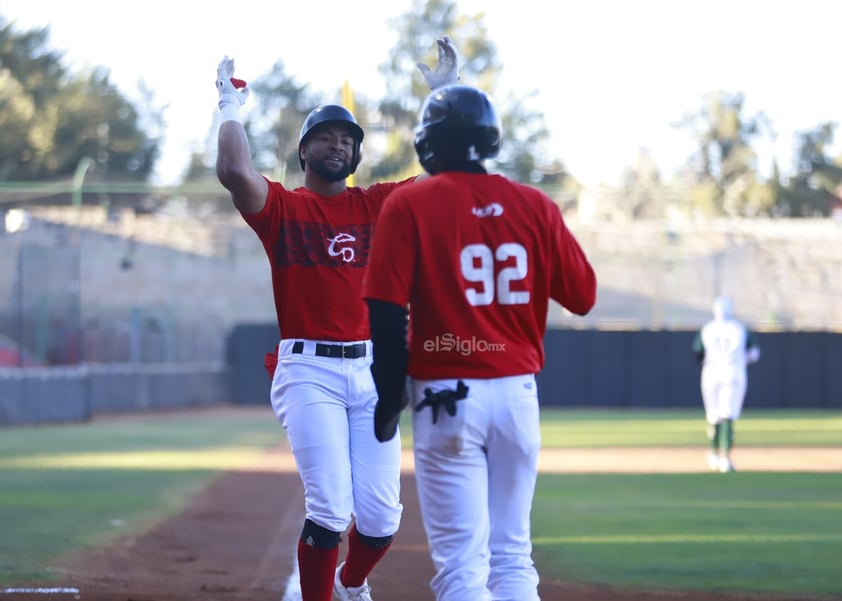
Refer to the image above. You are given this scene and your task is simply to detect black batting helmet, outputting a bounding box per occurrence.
[414,84,501,175]
[298,104,364,172]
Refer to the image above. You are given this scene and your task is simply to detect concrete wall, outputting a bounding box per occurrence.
[2,210,841,371]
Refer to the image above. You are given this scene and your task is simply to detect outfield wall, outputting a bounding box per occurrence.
[538,329,842,409]
[2,328,839,426]
[226,325,842,409]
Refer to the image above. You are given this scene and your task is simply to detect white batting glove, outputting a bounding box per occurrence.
[216,56,250,123]
[417,35,461,90]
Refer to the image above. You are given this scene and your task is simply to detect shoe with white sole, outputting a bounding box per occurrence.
[334,562,373,601]
[719,457,735,472]
[707,453,720,471]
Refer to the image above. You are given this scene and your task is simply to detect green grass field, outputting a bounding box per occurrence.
[0,410,283,582]
[1,407,840,598]
[533,472,841,597]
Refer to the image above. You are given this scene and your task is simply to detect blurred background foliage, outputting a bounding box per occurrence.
[2,0,841,218]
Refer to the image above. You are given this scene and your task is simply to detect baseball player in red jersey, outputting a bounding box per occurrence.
[215,37,460,601]
[363,85,597,601]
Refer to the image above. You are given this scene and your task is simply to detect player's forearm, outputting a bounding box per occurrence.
[216,122,268,213]
[367,299,409,394]
[215,55,267,210]
[557,255,597,316]
[216,121,253,183]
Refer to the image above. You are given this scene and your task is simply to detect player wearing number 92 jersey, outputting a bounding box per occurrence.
[363,154,596,381]
[364,172,596,378]
[363,84,597,601]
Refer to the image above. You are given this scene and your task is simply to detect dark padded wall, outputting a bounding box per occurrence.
[226,324,279,405]
[537,329,840,409]
[228,325,842,409]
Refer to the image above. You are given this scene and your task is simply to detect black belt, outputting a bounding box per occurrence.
[291,341,367,359]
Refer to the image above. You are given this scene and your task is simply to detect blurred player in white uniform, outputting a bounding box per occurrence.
[692,296,760,472]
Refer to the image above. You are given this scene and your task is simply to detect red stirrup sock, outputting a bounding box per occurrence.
[298,540,339,601]
[340,524,393,587]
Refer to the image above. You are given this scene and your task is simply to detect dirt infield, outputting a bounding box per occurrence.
[11,443,838,601]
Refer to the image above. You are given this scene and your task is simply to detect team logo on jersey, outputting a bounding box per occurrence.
[327,232,356,262]
[274,222,371,268]
[472,203,504,218]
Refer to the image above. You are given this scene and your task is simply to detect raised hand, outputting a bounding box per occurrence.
[417,35,461,90]
[216,56,250,110]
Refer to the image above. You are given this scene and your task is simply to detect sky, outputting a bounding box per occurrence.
[2,0,840,187]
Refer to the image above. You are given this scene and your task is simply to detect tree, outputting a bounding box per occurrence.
[620,148,666,219]
[0,15,161,206]
[776,122,841,216]
[675,91,774,216]
[374,0,559,184]
[246,59,323,189]
[199,1,562,195]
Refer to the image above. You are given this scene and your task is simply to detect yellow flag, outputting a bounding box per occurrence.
[342,80,355,187]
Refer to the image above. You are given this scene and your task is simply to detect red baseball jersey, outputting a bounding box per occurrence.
[242,177,415,341]
[363,172,596,379]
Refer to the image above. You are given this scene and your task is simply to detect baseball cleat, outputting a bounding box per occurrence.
[334,562,373,601]
[707,453,720,471]
[719,458,735,473]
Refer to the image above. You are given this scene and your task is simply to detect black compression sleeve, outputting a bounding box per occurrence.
[366,299,409,399]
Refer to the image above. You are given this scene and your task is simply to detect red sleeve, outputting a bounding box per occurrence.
[363,189,416,307]
[240,177,283,243]
[549,204,597,315]
[361,177,417,213]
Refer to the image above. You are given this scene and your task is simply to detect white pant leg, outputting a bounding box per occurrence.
[412,375,541,601]
[726,371,748,420]
[486,376,541,601]
[413,377,492,601]
[346,353,403,537]
[702,366,747,424]
[272,349,354,532]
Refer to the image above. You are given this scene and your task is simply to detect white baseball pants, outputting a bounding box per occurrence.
[270,338,403,537]
[411,374,542,601]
